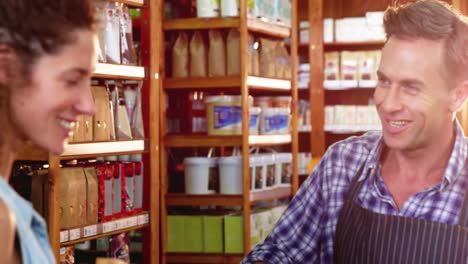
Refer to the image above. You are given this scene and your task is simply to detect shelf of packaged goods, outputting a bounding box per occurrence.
[166,253,244,264]
[112,0,145,7]
[92,63,146,80]
[164,76,291,91]
[166,194,243,206]
[163,17,290,38]
[16,140,148,161]
[250,185,292,202]
[165,134,291,147]
[324,40,385,51]
[60,212,150,246]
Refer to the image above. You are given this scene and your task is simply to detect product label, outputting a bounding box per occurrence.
[84,225,98,237]
[249,114,259,129]
[208,166,219,192]
[213,106,242,129]
[281,162,292,184]
[264,115,289,133]
[266,164,275,187]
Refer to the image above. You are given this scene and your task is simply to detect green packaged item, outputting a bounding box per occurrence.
[203,216,223,253]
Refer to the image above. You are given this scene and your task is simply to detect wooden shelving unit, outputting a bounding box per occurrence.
[16,0,161,262]
[160,0,298,262]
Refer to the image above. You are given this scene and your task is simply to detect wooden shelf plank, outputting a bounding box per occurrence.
[16,140,148,161]
[165,135,243,147]
[164,76,291,91]
[165,135,291,147]
[248,134,291,146]
[166,253,244,264]
[247,18,291,38]
[60,213,150,246]
[163,17,240,30]
[250,185,292,202]
[164,76,241,89]
[166,194,243,206]
[247,76,291,91]
[163,17,290,38]
[324,41,385,51]
[92,63,146,80]
[112,0,145,7]
[62,140,148,159]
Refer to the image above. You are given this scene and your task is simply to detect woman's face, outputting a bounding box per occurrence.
[10,29,96,154]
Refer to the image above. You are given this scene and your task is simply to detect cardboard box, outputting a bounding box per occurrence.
[167,215,185,252]
[203,216,223,253]
[83,167,99,225]
[224,215,244,253]
[184,216,203,252]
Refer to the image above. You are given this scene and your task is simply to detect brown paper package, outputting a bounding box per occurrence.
[208,29,226,77]
[172,32,189,78]
[92,86,111,141]
[190,31,207,77]
[227,29,240,76]
[84,167,99,225]
[259,38,276,78]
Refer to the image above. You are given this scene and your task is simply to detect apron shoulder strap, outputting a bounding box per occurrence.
[345,163,369,203]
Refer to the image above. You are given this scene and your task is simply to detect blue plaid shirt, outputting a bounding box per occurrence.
[243,122,468,264]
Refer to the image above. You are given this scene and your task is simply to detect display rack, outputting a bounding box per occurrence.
[160,0,298,262]
[15,0,161,262]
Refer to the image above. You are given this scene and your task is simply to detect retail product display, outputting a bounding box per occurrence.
[323,50,381,89]
[167,204,287,254]
[170,31,291,79]
[324,105,381,133]
[96,1,138,65]
[321,12,385,43]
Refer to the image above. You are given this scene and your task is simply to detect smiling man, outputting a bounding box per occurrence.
[243,1,468,263]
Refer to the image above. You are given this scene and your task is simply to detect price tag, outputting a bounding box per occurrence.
[83,225,98,237]
[116,219,127,230]
[137,215,145,225]
[69,228,81,241]
[143,213,150,224]
[60,231,69,243]
[128,216,138,227]
[103,221,116,233]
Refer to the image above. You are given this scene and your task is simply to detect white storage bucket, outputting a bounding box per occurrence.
[218,156,243,194]
[184,157,218,194]
[197,0,220,18]
[275,153,292,185]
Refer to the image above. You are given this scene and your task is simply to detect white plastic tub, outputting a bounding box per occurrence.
[184,157,218,194]
[218,156,243,194]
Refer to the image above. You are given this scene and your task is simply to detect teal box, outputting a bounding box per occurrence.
[167,215,185,252]
[203,216,223,253]
[184,216,204,252]
[224,215,244,253]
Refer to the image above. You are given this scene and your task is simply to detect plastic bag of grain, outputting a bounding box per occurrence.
[259,38,276,78]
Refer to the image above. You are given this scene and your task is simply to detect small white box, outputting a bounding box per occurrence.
[323,18,334,43]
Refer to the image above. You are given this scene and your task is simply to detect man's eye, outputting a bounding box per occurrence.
[377,78,391,88]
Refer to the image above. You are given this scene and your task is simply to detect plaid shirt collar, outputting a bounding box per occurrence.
[360,120,467,190]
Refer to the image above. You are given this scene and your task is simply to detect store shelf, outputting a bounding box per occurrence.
[166,194,243,206]
[166,253,244,264]
[324,40,385,51]
[163,17,240,30]
[164,76,291,91]
[166,186,292,206]
[113,0,145,7]
[60,212,150,246]
[324,126,381,134]
[163,17,290,38]
[16,140,148,161]
[165,134,291,147]
[164,76,240,89]
[250,185,292,202]
[92,63,146,80]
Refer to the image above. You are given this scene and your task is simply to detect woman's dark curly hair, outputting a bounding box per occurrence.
[0,0,95,75]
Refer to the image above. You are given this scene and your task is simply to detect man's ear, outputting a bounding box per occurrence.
[0,43,16,85]
[450,80,468,112]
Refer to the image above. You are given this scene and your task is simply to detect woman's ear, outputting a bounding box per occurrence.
[0,44,16,85]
